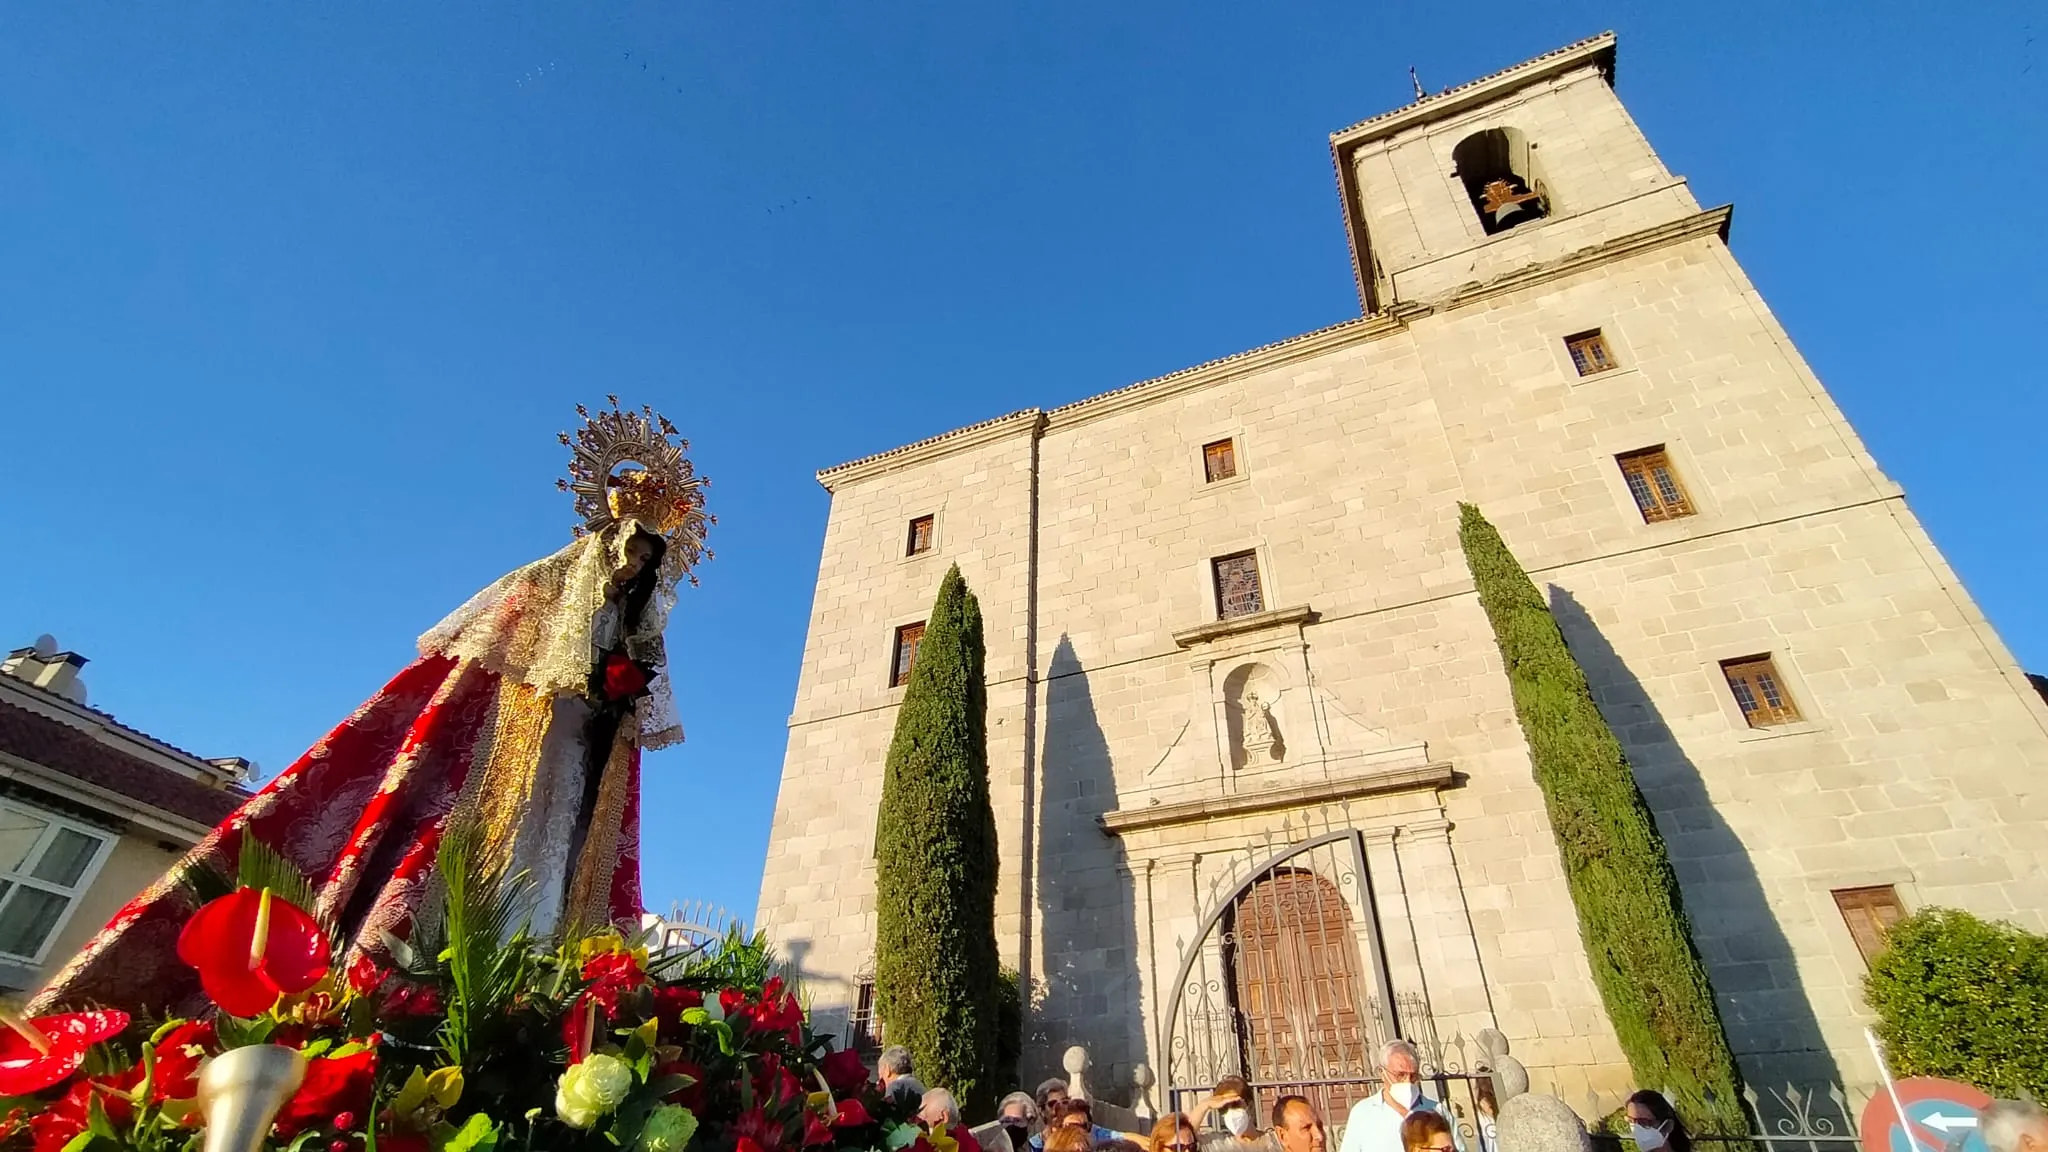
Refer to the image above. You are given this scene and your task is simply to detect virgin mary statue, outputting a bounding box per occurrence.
[31,400,710,1015]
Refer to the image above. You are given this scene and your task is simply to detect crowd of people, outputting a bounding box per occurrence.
[873,1038,2048,1152]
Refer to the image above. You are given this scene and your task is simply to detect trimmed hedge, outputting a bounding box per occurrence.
[1865,907,2048,1097]
[873,565,1003,1115]
[1458,504,1747,1133]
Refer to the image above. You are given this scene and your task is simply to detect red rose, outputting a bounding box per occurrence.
[650,985,702,1042]
[832,1097,872,1128]
[379,981,442,1018]
[30,1079,135,1152]
[603,653,651,701]
[732,1109,785,1152]
[581,951,647,1011]
[274,1047,377,1138]
[720,987,747,1019]
[738,1141,768,1152]
[346,954,388,998]
[803,1113,834,1147]
[149,1021,216,1102]
[819,1047,868,1093]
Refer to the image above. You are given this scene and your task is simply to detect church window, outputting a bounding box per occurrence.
[1203,439,1239,483]
[1721,655,1801,727]
[0,801,112,963]
[1451,127,1547,235]
[848,978,880,1052]
[891,622,925,687]
[1616,446,1693,522]
[906,515,935,556]
[1833,885,1906,967]
[1565,329,1618,376]
[1213,552,1265,619]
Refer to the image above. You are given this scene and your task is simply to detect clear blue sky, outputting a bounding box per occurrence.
[3,3,2042,925]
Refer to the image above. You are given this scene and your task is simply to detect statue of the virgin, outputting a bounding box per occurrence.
[32,399,709,1015]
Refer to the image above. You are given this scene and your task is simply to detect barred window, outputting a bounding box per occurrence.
[1203,439,1238,483]
[848,978,880,1052]
[0,802,113,963]
[1565,329,1617,376]
[891,622,925,688]
[1833,886,1906,967]
[1616,446,1694,523]
[906,515,935,557]
[1722,655,1801,727]
[1212,552,1265,620]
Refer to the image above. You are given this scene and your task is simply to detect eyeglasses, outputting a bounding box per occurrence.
[1169,1143,1197,1150]
[1426,1143,1456,1151]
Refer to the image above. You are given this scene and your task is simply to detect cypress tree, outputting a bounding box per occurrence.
[1457,504,1747,1131]
[873,564,1001,1114]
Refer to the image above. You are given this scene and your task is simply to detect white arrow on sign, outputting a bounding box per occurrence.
[1922,1114,1979,1133]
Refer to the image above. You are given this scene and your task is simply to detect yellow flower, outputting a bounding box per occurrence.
[577,931,650,970]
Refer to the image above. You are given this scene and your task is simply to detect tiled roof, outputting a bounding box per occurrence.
[0,698,246,827]
[817,409,1043,483]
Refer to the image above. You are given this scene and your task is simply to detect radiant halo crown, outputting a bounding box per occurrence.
[556,396,713,588]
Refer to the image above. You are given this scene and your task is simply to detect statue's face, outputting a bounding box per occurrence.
[618,536,657,584]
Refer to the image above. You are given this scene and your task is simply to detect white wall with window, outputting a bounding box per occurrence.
[0,799,116,966]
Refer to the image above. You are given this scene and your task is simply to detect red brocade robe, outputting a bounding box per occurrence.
[29,653,643,1016]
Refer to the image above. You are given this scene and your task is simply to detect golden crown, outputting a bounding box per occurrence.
[556,396,713,587]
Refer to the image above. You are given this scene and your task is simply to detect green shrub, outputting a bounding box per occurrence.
[1865,907,2048,1097]
[1458,504,1747,1134]
[993,966,1024,1098]
[873,565,1003,1115]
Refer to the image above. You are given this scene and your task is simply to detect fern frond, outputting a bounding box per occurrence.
[235,833,320,919]
[436,818,537,1065]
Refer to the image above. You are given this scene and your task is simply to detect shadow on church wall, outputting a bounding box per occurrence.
[1033,635,1144,1101]
[1547,586,1843,1096]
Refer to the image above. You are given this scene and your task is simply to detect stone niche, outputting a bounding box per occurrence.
[1223,661,1286,770]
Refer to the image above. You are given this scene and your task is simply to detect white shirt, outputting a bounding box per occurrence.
[1337,1091,1453,1152]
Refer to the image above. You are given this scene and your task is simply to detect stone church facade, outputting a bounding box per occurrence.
[757,33,2048,1117]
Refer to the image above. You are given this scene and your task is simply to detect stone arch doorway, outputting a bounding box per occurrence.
[1161,832,1399,1126]
[1225,867,1376,1120]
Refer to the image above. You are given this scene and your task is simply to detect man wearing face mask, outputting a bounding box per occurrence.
[1190,1077,1277,1152]
[1337,1041,1459,1152]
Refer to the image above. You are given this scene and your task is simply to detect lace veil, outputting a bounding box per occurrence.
[419,517,683,748]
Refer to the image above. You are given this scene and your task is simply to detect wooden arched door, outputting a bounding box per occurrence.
[1225,867,1375,1122]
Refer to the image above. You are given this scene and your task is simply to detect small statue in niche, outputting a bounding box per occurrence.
[1241,690,1277,755]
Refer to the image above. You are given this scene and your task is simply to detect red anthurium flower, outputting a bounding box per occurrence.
[149,1021,216,1102]
[820,1047,868,1094]
[832,1098,872,1128]
[345,953,387,998]
[274,1047,377,1138]
[719,986,747,1019]
[29,1076,137,1152]
[732,1108,786,1152]
[803,1113,834,1147]
[0,1007,129,1095]
[737,1140,768,1152]
[176,887,330,1018]
[603,653,652,701]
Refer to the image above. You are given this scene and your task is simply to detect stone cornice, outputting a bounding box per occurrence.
[1327,33,1616,149]
[817,409,1045,492]
[810,204,1731,487]
[1171,604,1316,649]
[1099,761,1456,835]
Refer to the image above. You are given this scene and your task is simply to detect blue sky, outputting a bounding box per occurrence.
[2,3,2042,925]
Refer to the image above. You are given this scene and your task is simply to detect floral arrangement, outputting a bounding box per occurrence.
[0,830,935,1152]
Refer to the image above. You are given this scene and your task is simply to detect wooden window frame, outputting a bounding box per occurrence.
[1721,655,1802,728]
[905,515,936,557]
[890,622,926,688]
[0,800,116,965]
[1616,446,1695,523]
[1212,551,1265,621]
[1202,438,1239,484]
[1565,329,1618,377]
[1833,885,1907,967]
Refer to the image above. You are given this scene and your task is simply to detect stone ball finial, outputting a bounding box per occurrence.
[1491,1055,1531,1103]
[1063,1046,1091,1100]
[1495,1094,1589,1152]
[1476,1028,1510,1061]
[1132,1064,1158,1124]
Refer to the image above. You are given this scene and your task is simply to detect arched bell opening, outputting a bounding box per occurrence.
[1452,127,1548,235]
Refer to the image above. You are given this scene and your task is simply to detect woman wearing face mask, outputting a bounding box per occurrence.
[1624,1092,1692,1152]
[985,1093,1041,1152]
[1190,1077,1269,1152]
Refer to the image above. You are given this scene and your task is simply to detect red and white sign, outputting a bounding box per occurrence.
[1860,1077,1995,1152]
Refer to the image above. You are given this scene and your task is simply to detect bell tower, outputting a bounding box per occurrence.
[1329,32,1715,312]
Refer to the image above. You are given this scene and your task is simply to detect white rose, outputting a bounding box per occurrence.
[556,1053,635,1129]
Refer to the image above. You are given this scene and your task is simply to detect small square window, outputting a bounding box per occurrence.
[891,622,926,687]
[1212,551,1265,620]
[1721,655,1801,728]
[1616,446,1694,523]
[1565,329,1618,376]
[1833,886,1907,967]
[906,515,935,557]
[1203,438,1238,483]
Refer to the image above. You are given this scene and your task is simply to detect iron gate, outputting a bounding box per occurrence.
[1160,830,1404,1125]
